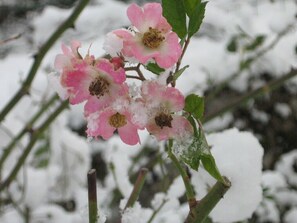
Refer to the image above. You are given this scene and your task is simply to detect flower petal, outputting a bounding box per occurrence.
[118,121,140,145]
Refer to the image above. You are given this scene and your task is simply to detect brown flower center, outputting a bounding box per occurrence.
[109,112,127,128]
[142,27,165,49]
[155,112,173,129]
[89,77,110,98]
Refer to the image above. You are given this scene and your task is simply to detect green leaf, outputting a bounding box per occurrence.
[245,35,266,51]
[146,62,165,75]
[162,0,187,39]
[184,0,201,16]
[188,1,207,38]
[201,153,224,182]
[226,36,238,52]
[179,119,224,182]
[184,94,204,120]
[173,65,189,81]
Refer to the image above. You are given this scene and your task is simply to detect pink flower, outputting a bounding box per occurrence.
[54,42,127,111]
[141,81,193,141]
[108,3,182,68]
[86,101,142,145]
[54,40,85,70]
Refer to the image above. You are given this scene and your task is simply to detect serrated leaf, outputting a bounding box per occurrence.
[146,62,165,75]
[173,65,189,81]
[184,94,204,120]
[245,35,266,51]
[188,2,207,38]
[162,0,187,39]
[184,0,201,16]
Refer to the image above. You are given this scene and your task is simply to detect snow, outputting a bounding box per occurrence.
[276,150,297,187]
[284,207,297,223]
[191,128,264,222]
[275,102,292,118]
[1,0,297,222]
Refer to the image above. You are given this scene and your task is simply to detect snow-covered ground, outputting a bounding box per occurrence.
[0,0,297,222]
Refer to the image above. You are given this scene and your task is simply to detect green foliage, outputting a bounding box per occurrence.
[245,35,266,51]
[227,36,238,52]
[162,0,187,39]
[173,65,189,81]
[32,140,50,168]
[31,134,50,168]
[184,94,204,120]
[179,121,224,182]
[184,0,201,15]
[188,1,207,38]
[146,62,165,75]
[227,34,266,53]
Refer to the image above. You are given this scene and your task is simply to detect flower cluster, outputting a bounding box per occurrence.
[52,3,192,145]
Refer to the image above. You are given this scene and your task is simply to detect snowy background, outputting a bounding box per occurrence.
[0,0,297,222]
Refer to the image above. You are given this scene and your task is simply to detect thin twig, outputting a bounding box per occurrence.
[125,64,146,81]
[167,140,196,209]
[203,68,297,123]
[88,169,98,223]
[124,168,148,210]
[0,95,58,169]
[0,101,69,191]
[147,198,168,223]
[0,0,90,123]
[0,33,22,45]
[205,24,293,102]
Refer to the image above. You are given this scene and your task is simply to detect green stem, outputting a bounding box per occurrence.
[185,177,231,223]
[147,198,167,223]
[88,169,98,223]
[167,142,196,208]
[203,68,297,123]
[0,101,68,191]
[0,95,58,169]
[124,168,148,210]
[0,0,89,123]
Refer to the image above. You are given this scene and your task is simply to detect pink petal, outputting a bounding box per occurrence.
[84,95,111,116]
[146,119,174,141]
[129,39,160,64]
[171,115,193,139]
[70,40,81,58]
[142,3,163,31]
[54,54,71,70]
[155,32,182,68]
[61,65,92,104]
[96,59,126,84]
[97,109,116,140]
[127,3,144,31]
[163,87,185,112]
[61,43,71,55]
[118,122,140,145]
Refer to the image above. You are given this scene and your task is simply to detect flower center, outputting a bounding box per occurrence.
[142,27,165,49]
[155,112,173,129]
[109,112,127,128]
[89,77,110,98]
